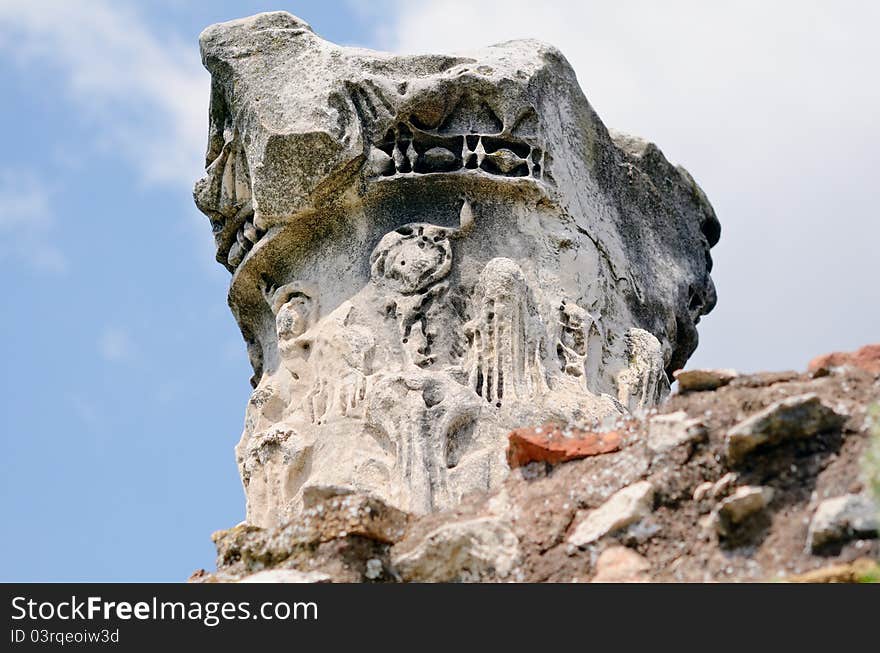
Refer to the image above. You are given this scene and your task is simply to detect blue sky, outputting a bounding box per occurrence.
[1,1,878,581]
[0,1,392,583]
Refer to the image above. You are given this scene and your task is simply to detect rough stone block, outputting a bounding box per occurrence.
[726,394,846,463]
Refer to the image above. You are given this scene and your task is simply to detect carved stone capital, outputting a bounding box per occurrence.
[194,12,719,526]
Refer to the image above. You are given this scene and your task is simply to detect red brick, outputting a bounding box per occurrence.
[808,343,880,376]
[507,424,622,468]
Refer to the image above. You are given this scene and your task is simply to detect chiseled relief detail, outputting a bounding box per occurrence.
[237,202,663,522]
[368,106,550,184]
[369,222,454,370]
[193,123,265,273]
[464,257,550,405]
[195,12,720,526]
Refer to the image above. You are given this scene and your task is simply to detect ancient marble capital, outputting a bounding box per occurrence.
[194,11,720,527]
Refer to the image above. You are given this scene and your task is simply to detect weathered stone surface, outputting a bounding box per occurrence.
[391,517,520,582]
[506,424,622,468]
[191,361,880,583]
[212,494,409,575]
[808,343,880,376]
[646,410,706,454]
[807,493,879,551]
[568,480,655,546]
[729,370,800,389]
[238,569,331,583]
[726,394,846,463]
[673,368,738,392]
[364,558,384,580]
[714,485,774,536]
[592,546,651,582]
[193,11,720,526]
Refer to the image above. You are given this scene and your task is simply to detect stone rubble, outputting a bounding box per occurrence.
[364,559,384,580]
[391,517,520,582]
[591,546,651,583]
[209,494,409,580]
[729,371,800,389]
[238,569,331,583]
[673,368,738,393]
[726,393,846,463]
[191,344,879,583]
[647,411,707,454]
[809,343,880,376]
[807,493,879,551]
[568,481,655,547]
[714,486,774,537]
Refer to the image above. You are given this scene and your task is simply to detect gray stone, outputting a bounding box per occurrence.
[391,517,520,582]
[715,485,774,536]
[728,370,800,389]
[364,558,384,580]
[673,368,738,392]
[808,493,879,551]
[568,480,655,546]
[238,569,331,583]
[591,546,651,582]
[647,410,707,453]
[212,493,410,576]
[194,11,720,526]
[726,394,846,463]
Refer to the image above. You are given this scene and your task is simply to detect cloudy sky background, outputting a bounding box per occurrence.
[1,1,877,580]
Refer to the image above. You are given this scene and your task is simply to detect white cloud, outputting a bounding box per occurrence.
[98,326,134,362]
[0,0,209,187]
[0,169,66,272]
[380,0,880,371]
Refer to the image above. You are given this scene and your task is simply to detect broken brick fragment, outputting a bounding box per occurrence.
[808,343,880,376]
[506,424,622,468]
